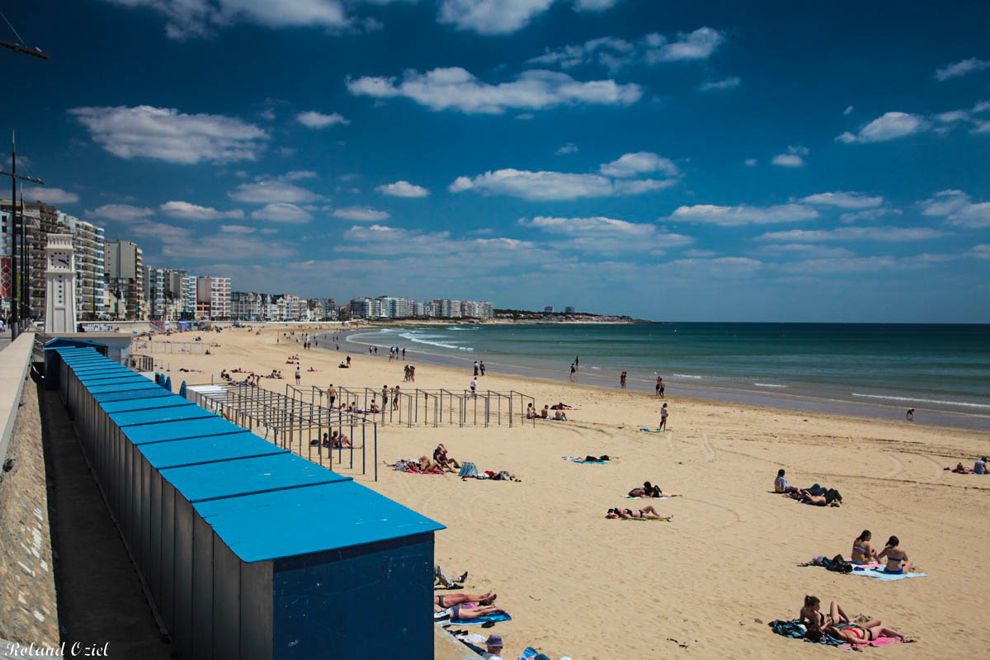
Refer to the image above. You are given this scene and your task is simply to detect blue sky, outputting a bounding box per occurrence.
[4,0,990,321]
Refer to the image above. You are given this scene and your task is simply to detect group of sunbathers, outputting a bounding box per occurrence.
[393,444,462,475]
[627,480,682,498]
[799,596,912,644]
[946,457,987,474]
[850,530,912,574]
[526,402,572,420]
[309,431,351,449]
[774,469,842,506]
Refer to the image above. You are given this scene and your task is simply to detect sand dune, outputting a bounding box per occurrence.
[150,325,990,659]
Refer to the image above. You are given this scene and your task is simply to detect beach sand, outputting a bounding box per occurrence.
[147,325,990,659]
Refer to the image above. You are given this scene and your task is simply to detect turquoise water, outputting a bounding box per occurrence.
[343,323,990,426]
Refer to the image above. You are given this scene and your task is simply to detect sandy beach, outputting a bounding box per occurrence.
[146,325,990,659]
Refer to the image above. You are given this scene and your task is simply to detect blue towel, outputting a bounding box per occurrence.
[852,567,926,581]
[639,427,663,433]
[575,459,607,464]
[451,612,512,625]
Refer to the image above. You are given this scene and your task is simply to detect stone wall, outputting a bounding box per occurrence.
[0,378,59,646]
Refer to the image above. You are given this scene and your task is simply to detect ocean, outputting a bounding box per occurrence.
[337,323,990,430]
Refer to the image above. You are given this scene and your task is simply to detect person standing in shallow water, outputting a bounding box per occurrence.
[656,376,665,398]
[620,371,627,388]
[569,362,576,381]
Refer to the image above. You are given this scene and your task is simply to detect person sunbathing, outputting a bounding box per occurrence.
[550,402,573,410]
[628,481,682,498]
[949,462,974,474]
[825,619,912,644]
[799,596,846,634]
[553,409,567,421]
[606,505,672,521]
[437,602,506,621]
[877,536,911,574]
[416,456,439,472]
[329,431,351,448]
[850,530,880,564]
[433,444,460,472]
[434,593,496,608]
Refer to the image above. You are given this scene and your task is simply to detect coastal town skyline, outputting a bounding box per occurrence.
[3,1,990,322]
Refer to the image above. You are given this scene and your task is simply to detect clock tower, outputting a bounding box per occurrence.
[45,234,78,333]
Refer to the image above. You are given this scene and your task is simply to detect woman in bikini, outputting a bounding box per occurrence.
[850,529,879,564]
[877,535,911,574]
[434,592,496,608]
[825,620,912,644]
[799,596,848,634]
[606,505,673,521]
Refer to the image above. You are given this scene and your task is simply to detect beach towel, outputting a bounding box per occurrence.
[768,620,844,647]
[450,612,512,626]
[459,462,479,478]
[626,495,671,500]
[639,427,664,433]
[518,647,551,660]
[564,456,608,464]
[852,567,927,581]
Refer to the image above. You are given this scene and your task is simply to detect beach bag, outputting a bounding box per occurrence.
[458,462,479,478]
[824,554,853,573]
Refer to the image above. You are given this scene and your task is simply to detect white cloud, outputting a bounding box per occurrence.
[218,224,255,234]
[530,28,724,71]
[104,0,348,40]
[347,67,641,114]
[296,110,349,128]
[376,180,430,198]
[771,145,809,168]
[573,0,618,11]
[332,206,390,221]
[744,158,757,167]
[757,243,855,259]
[759,226,943,242]
[249,202,313,223]
[837,111,927,144]
[839,208,901,224]
[800,191,884,209]
[599,151,679,178]
[437,0,553,35]
[229,173,323,203]
[556,142,579,155]
[160,200,244,221]
[20,187,79,205]
[935,57,990,82]
[698,76,740,92]
[920,190,990,228]
[644,27,724,63]
[450,168,674,201]
[669,203,818,226]
[87,204,154,221]
[843,105,854,116]
[519,215,692,253]
[70,105,267,164]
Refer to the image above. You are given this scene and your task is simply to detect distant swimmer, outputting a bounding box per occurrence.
[905,408,915,422]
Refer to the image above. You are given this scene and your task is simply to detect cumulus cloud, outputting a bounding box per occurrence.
[935,57,990,81]
[70,105,267,164]
[529,27,724,70]
[450,168,675,201]
[87,204,155,221]
[771,145,809,168]
[332,206,390,221]
[599,151,679,178]
[229,173,323,203]
[644,27,724,63]
[698,76,740,92]
[20,187,80,205]
[519,215,692,253]
[296,110,349,128]
[556,142,579,155]
[800,191,884,209]
[376,180,430,197]
[103,0,348,40]
[758,226,943,242]
[160,201,244,221]
[437,0,553,35]
[249,202,313,223]
[573,0,619,11]
[920,190,990,228]
[837,111,927,144]
[347,67,641,114]
[669,203,818,226]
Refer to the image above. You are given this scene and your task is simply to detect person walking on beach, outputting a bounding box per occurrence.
[473,361,479,377]
[656,377,665,399]
[327,384,337,409]
[479,361,486,376]
[570,362,576,381]
[659,403,669,431]
[470,377,478,397]
[295,366,301,385]
[402,347,406,360]
[620,371,627,389]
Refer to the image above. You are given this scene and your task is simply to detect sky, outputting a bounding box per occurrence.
[3,0,989,322]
